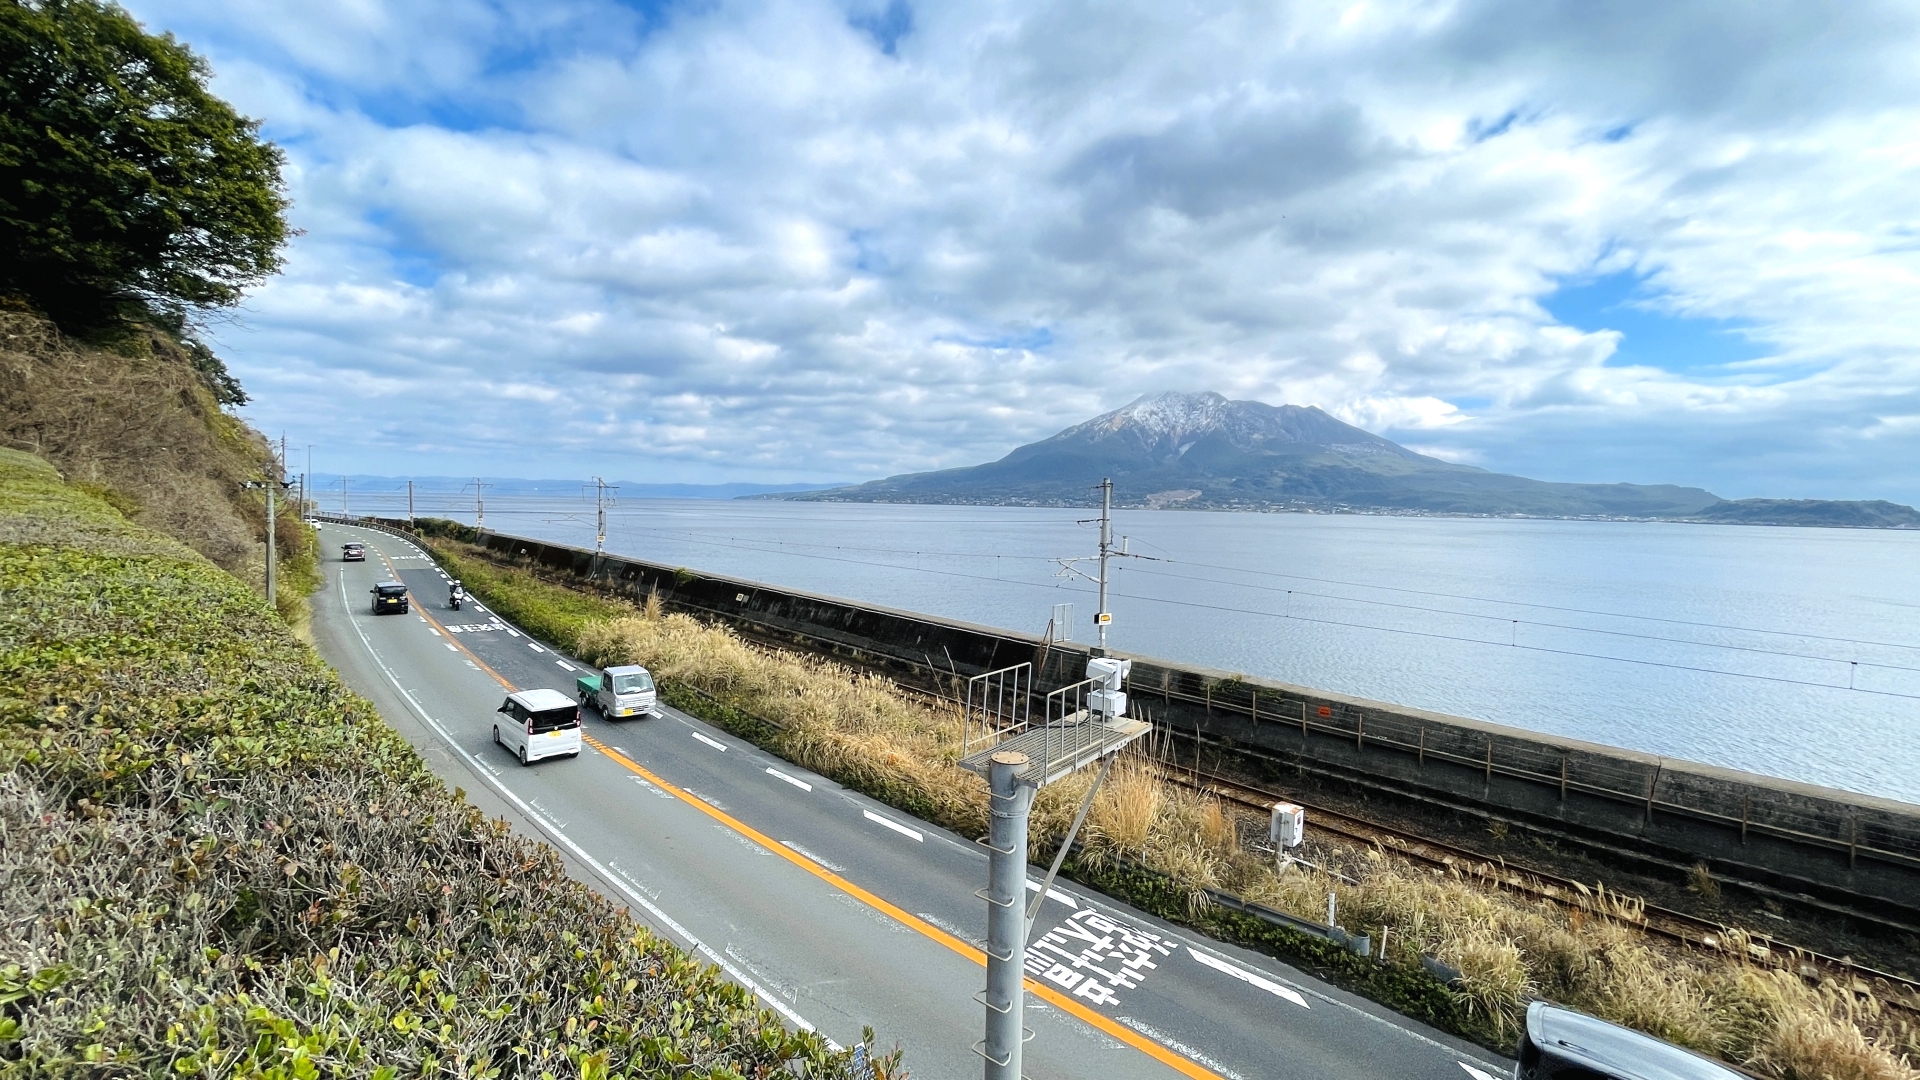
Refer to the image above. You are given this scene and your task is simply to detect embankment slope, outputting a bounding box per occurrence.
[0,448,867,1076]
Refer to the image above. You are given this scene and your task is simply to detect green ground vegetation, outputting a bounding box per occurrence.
[0,454,885,1077]
[419,529,1920,1078]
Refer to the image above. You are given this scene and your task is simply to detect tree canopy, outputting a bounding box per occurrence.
[0,0,289,340]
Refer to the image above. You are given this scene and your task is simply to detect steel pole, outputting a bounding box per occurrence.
[983,750,1034,1080]
[1096,477,1112,651]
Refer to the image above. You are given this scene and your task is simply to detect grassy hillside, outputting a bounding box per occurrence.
[0,451,879,1077]
[0,308,318,629]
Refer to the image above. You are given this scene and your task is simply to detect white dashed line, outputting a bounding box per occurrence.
[1115,1017,1246,1080]
[555,659,576,672]
[502,626,521,637]
[429,627,442,636]
[862,809,923,842]
[779,840,845,872]
[766,767,812,791]
[1458,1063,1503,1080]
[528,642,546,653]
[1189,949,1309,1008]
[691,731,728,752]
[444,643,458,652]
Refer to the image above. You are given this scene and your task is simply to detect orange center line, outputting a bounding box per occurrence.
[582,733,1219,1080]
[375,546,518,691]
[370,532,1216,1080]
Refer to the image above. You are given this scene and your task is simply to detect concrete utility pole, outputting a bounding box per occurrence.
[983,750,1037,1080]
[342,475,349,519]
[592,476,616,554]
[1054,478,1148,656]
[473,477,490,530]
[408,480,415,526]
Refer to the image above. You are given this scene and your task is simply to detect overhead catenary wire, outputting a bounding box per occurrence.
[313,493,1920,696]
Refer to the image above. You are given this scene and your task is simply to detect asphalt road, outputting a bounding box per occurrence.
[309,521,1512,1080]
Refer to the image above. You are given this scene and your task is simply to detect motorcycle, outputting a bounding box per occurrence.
[449,585,465,611]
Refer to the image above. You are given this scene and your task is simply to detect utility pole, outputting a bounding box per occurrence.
[1097,477,1112,651]
[982,751,1036,1080]
[1053,477,1151,656]
[473,477,490,530]
[408,480,415,527]
[592,476,617,554]
[342,475,349,519]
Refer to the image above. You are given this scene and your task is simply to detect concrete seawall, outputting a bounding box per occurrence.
[419,521,1920,933]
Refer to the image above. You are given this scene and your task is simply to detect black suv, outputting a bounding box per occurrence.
[370,582,410,615]
[342,542,366,562]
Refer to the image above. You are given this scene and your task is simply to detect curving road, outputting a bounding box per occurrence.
[309,521,1510,1080]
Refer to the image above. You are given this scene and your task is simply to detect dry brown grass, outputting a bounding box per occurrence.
[0,310,303,610]
[571,603,1919,1079]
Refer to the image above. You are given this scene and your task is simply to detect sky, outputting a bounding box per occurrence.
[127,0,1920,502]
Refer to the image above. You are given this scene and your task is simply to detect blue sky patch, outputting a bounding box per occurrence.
[850,0,914,56]
[1544,271,1767,374]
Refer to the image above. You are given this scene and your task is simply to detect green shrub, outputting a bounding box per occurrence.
[0,449,883,1078]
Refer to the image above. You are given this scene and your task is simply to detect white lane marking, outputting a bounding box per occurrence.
[863,809,923,842]
[1189,948,1309,1008]
[445,625,462,633]
[528,642,546,653]
[502,626,521,637]
[1025,879,1079,909]
[444,643,458,652]
[766,766,811,791]
[691,731,728,752]
[1459,1064,1502,1080]
[473,604,488,612]
[780,840,845,872]
[332,568,829,1045]
[416,616,428,624]
[555,659,576,671]
[1115,1017,1247,1080]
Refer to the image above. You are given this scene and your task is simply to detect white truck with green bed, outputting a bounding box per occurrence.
[576,664,659,719]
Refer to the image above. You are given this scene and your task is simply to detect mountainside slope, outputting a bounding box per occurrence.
[799,392,1724,517]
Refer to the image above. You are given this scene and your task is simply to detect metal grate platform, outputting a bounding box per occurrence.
[959,711,1150,788]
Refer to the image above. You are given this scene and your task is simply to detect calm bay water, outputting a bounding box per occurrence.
[330,490,1920,804]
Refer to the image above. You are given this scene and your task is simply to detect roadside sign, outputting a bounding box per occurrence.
[1096,612,1112,625]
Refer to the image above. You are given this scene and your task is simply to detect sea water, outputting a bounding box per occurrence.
[331,491,1920,804]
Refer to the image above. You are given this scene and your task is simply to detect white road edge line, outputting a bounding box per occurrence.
[1189,948,1308,1008]
[691,731,728,752]
[1025,879,1078,909]
[765,766,812,791]
[863,809,923,842]
[333,562,830,1045]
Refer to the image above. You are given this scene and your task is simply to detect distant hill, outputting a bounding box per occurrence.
[782,391,1917,527]
[313,475,847,500]
[1688,499,1920,528]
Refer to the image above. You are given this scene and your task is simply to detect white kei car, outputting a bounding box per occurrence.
[493,688,582,765]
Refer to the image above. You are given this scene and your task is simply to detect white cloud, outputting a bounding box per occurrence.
[123,0,1920,500]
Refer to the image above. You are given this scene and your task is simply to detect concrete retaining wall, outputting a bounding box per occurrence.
[419,521,1920,931]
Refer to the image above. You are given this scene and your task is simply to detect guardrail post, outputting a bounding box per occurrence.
[983,751,1034,1080]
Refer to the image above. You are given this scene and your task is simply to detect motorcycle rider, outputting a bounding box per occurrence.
[448,579,465,610]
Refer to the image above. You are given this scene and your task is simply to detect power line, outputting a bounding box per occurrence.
[1121,564,1920,674]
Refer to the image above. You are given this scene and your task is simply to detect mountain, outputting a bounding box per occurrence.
[782,392,1913,525]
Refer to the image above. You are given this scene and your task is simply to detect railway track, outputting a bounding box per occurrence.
[870,672,1920,1009]
[412,555,1920,1011]
[1158,762,1920,1010]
